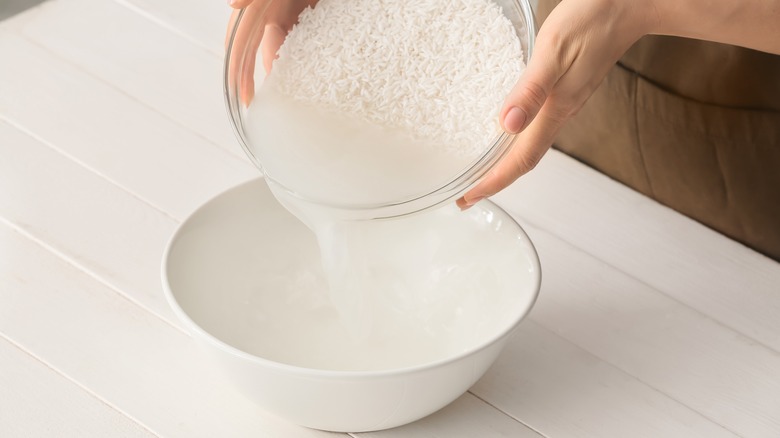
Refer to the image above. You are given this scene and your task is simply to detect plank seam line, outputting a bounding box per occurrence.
[502,320,744,438]
[0,216,189,338]
[113,0,222,58]
[0,333,162,438]
[530,319,747,437]
[0,114,182,224]
[17,35,249,164]
[515,213,780,359]
[467,390,548,438]
[508,231,754,436]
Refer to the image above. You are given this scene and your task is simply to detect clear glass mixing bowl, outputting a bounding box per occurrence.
[225,0,536,220]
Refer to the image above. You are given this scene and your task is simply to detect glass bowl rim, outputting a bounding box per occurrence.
[223,0,538,220]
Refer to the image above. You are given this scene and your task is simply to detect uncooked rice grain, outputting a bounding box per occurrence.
[271,0,525,158]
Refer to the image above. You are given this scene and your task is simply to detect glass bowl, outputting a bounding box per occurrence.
[225,0,536,220]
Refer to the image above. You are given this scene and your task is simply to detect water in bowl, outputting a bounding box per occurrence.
[213,198,532,372]
[246,81,481,207]
[237,89,533,372]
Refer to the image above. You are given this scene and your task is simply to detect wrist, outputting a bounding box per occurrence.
[643,0,758,45]
[610,0,658,48]
[643,0,665,36]
[605,0,658,44]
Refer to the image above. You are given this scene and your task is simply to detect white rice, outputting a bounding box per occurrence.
[271,0,525,158]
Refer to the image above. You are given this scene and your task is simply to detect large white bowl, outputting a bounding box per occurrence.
[162,178,541,432]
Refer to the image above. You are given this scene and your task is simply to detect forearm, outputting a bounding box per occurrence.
[649,0,780,54]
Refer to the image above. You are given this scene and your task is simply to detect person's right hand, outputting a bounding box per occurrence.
[456,0,656,209]
[456,0,780,209]
[226,0,317,105]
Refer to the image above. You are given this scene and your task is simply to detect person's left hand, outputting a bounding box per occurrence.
[226,0,317,105]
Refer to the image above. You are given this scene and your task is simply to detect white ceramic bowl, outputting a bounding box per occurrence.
[162,179,541,432]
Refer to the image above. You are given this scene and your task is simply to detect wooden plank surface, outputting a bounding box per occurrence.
[522,227,780,436]
[0,337,155,438]
[0,116,180,325]
[118,0,230,56]
[472,321,740,438]
[18,0,240,157]
[0,34,255,221]
[0,204,340,438]
[356,394,544,438]
[495,152,780,353]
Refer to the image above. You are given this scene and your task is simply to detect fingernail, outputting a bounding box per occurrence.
[504,107,526,134]
[228,0,238,6]
[457,195,486,211]
[466,196,485,207]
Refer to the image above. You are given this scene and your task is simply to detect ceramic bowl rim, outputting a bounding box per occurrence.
[161,178,542,379]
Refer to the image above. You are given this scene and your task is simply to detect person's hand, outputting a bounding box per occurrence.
[226,0,317,105]
[456,0,656,209]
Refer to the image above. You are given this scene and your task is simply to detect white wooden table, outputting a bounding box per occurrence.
[2,0,780,436]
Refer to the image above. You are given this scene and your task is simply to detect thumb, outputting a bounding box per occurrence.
[455,52,567,210]
[459,101,565,208]
[229,0,255,9]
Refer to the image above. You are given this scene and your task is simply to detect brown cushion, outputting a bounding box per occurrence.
[535,0,780,261]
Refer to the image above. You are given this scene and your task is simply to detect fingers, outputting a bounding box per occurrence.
[260,0,318,73]
[261,23,287,73]
[225,9,242,104]
[227,3,267,106]
[499,39,567,135]
[225,10,238,49]
[228,0,254,9]
[240,27,263,105]
[456,100,568,209]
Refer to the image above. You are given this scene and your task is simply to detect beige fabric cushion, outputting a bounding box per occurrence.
[535,0,780,261]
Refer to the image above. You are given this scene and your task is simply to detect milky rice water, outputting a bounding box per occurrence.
[243,0,527,369]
